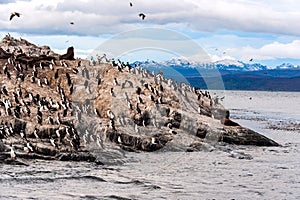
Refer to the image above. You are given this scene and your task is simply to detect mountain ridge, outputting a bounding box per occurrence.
[132,58,300,91]
[133,58,300,72]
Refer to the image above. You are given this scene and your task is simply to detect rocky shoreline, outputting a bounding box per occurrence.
[0,35,279,164]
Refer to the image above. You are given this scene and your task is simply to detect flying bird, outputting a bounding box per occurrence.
[139,13,146,20]
[129,2,133,7]
[70,22,74,25]
[249,58,253,61]
[10,12,21,21]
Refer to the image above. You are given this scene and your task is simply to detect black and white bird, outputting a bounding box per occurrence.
[10,12,21,21]
[50,138,57,148]
[33,128,39,139]
[167,123,177,134]
[55,129,61,139]
[136,103,141,114]
[134,124,139,133]
[20,129,25,139]
[44,77,49,85]
[139,13,146,20]
[26,141,34,152]
[110,88,115,97]
[107,109,115,119]
[151,137,158,145]
[94,108,100,117]
[10,145,16,160]
[113,77,119,86]
[117,135,122,143]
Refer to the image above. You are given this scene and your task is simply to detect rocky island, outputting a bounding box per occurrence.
[0,35,279,164]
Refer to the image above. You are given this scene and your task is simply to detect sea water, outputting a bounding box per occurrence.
[0,91,299,199]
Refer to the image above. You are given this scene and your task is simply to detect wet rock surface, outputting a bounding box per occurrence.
[0,35,279,164]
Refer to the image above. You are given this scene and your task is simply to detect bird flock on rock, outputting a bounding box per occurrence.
[0,34,220,158]
[1,1,228,158]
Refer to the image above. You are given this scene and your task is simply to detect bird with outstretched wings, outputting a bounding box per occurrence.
[139,13,146,20]
[10,12,21,21]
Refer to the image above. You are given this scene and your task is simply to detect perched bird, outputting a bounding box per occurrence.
[33,128,39,139]
[107,109,115,119]
[151,137,157,145]
[110,88,115,97]
[135,124,139,133]
[139,13,146,20]
[10,145,16,160]
[94,108,100,117]
[10,12,21,21]
[117,135,122,144]
[50,138,57,148]
[113,77,119,86]
[26,141,34,152]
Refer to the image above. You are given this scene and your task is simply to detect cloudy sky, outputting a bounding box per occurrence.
[1,0,300,67]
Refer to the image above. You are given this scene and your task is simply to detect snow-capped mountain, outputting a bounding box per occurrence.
[132,58,300,91]
[276,63,300,70]
[213,59,268,71]
[133,58,268,71]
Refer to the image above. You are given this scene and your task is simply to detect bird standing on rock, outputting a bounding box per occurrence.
[110,88,115,97]
[10,145,16,160]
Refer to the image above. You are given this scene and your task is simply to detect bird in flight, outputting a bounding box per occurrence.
[129,2,133,7]
[70,22,74,25]
[10,12,21,21]
[249,58,253,61]
[139,13,146,20]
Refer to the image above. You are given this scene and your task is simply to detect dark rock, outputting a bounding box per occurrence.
[165,111,181,128]
[229,151,253,160]
[59,46,75,60]
[106,130,165,152]
[56,152,96,162]
[12,118,27,135]
[211,108,228,120]
[196,124,209,139]
[0,47,12,59]
[2,158,29,166]
[133,111,151,126]
[222,127,280,146]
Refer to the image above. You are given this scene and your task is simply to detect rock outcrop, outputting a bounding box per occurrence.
[0,35,279,164]
[59,46,75,60]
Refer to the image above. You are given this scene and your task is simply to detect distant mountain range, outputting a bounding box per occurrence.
[133,58,300,91]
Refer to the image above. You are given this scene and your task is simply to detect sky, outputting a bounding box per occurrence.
[0,0,300,68]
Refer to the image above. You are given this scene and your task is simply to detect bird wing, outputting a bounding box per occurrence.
[9,14,15,21]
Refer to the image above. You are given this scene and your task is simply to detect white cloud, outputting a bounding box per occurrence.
[1,0,300,66]
[227,40,300,61]
[0,0,300,36]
